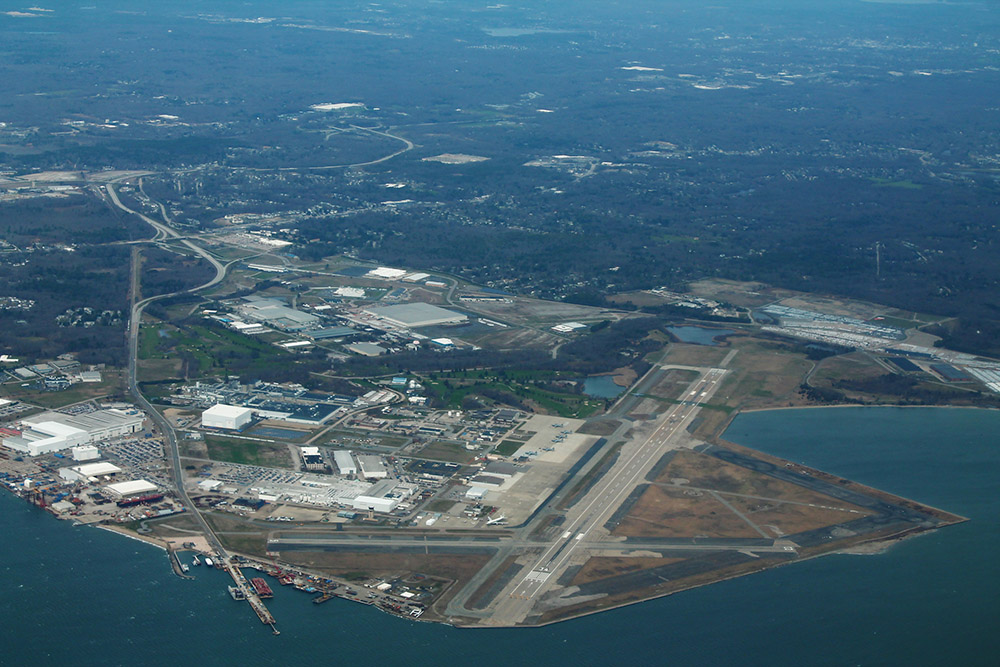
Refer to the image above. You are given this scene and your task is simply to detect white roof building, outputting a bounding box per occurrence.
[105,479,158,499]
[363,302,468,328]
[334,450,357,476]
[367,267,407,279]
[72,445,100,461]
[59,461,122,483]
[357,454,388,479]
[202,404,253,430]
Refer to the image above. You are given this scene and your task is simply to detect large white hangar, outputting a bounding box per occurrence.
[2,409,145,457]
[363,302,467,328]
[202,404,253,430]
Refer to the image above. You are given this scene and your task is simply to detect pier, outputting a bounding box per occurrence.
[221,557,279,634]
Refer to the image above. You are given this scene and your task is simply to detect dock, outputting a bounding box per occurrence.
[221,557,279,634]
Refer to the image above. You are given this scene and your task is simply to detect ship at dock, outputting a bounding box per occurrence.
[250,577,274,599]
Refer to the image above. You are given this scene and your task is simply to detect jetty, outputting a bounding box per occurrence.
[220,557,279,634]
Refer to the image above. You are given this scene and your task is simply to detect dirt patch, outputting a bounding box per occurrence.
[612,485,760,539]
[572,556,684,586]
[577,420,620,436]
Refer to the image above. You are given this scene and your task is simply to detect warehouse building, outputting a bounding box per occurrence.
[202,404,253,431]
[104,479,158,500]
[363,302,468,328]
[3,409,144,457]
[357,454,388,479]
[351,479,414,514]
[334,450,357,476]
[237,296,320,331]
[59,461,122,483]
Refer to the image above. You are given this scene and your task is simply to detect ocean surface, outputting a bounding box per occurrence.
[2,407,997,666]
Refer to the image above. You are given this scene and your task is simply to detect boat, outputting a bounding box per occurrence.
[250,577,274,598]
[192,555,201,566]
[228,586,246,601]
[204,557,214,568]
[181,563,190,573]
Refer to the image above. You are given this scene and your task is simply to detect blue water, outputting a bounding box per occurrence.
[582,375,626,398]
[2,407,997,665]
[667,325,736,345]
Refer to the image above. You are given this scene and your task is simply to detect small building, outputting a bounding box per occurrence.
[202,404,253,431]
[78,371,103,383]
[300,446,325,471]
[104,479,158,499]
[71,445,100,461]
[198,479,223,492]
[465,486,488,501]
[357,454,388,480]
[334,450,357,476]
[431,338,455,349]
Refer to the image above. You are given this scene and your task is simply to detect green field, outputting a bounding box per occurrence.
[139,319,291,378]
[204,435,293,468]
[416,440,478,463]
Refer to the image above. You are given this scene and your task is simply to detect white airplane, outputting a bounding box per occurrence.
[486,514,508,526]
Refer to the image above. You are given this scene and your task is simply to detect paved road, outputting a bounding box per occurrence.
[111,180,230,553]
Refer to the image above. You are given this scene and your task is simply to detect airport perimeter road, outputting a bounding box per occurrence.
[484,367,730,626]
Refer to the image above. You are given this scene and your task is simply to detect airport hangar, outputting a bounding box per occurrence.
[363,302,468,328]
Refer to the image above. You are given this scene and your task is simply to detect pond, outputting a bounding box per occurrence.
[666,326,736,346]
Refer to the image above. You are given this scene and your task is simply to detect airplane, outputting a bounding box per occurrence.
[486,514,507,526]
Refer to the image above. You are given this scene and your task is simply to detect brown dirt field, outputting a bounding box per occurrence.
[607,291,670,307]
[571,556,685,586]
[647,368,701,399]
[577,419,620,436]
[687,278,790,308]
[713,339,813,409]
[137,358,183,382]
[612,485,761,539]
[282,551,492,584]
[661,344,730,367]
[654,450,871,514]
[811,352,885,388]
[743,502,863,537]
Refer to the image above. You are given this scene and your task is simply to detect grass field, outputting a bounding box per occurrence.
[415,440,478,464]
[0,371,125,407]
[204,434,293,468]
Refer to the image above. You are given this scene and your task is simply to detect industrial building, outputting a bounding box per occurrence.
[237,296,320,331]
[347,342,387,356]
[363,302,468,328]
[2,409,144,457]
[334,450,357,476]
[469,474,506,488]
[357,454,388,479]
[465,486,488,501]
[300,446,324,471]
[72,445,100,461]
[104,479,158,499]
[59,462,122,483]
[350,479,415,513]
[202,404,253,430]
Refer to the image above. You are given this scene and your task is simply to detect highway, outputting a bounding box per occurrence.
[109,178,229,553]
